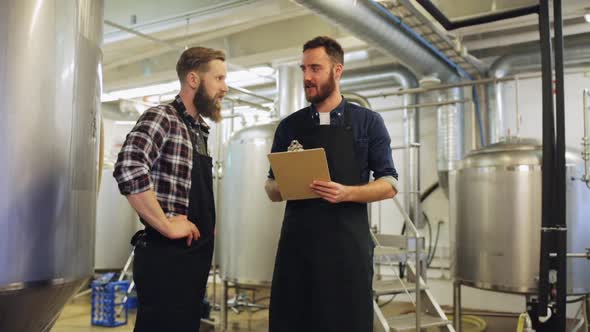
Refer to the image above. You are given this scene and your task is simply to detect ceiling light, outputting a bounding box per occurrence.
[101,81,180,103]
[249,66,275,77]
[145,93,178,104]
[226,70,273,87]
[585,12,590,23]
[114,121,138,126]
[343,49,369,63]
[226,70,258,84]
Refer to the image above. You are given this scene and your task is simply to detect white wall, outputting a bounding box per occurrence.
[499,71,590,148]
[96,117,142,270]
[102,118,137,166]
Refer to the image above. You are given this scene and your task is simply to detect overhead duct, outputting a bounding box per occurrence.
[293,0,461,81]
[488,43,590,144]
[293,0,469,196]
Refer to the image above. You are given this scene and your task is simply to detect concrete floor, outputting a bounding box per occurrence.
[52,298,522,332]
[52,289,528,332]
[51,283,540,332]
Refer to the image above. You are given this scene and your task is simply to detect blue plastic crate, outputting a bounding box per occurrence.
[91,280,130,327]
[125,293,138,310]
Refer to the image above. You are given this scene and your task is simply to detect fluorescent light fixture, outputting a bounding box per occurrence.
[102,68,275,103]
[585,13,590,23]
[114,121,138,126]
[232,105,252,111]
[145,93,178,104]
[227,70,258,84]
[226,70,274,87]
[343,49,369,63]
[101,81,180,103]
[249,65,275,77]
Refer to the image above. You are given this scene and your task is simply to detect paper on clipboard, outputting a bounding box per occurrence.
[267,148,331,200]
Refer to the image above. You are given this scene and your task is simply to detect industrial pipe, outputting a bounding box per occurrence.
[341,92,370,108]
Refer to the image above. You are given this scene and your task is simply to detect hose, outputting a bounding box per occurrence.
[398,182,443,270]
[378,295,397,308]
[446,314,487,332]
[567,295,587,304]
[420,182,440,202]
[427,219,443,266]
[401,182,440,235]
[426,215,433,261]
[516,313,533,332]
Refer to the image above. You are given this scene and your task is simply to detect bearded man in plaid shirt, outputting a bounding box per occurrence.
[114,46,228,332]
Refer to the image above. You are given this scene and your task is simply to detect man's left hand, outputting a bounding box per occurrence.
[310,180,352,203]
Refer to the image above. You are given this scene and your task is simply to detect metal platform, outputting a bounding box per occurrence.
[373,279,427,296]
[387,312,451,332]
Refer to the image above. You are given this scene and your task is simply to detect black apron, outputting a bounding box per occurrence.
[269,104,374,332]
[132,113,215,332]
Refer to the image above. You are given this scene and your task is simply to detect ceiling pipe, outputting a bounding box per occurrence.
[341,92,370,108]
[293,0,460,81]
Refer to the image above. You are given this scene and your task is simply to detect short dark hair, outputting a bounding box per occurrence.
[176,46,226,82]
[303,36,344,65]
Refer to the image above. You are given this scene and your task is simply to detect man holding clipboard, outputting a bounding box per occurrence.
[265,36,399,332]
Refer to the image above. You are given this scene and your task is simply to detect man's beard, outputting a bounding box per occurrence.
[305,70,336,104]
[193,84,222,123]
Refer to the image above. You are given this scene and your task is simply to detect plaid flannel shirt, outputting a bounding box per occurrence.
[113,95,209,216]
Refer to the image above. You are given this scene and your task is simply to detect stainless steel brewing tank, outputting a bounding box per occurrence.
[450,138,590,294]
[95,167,142,270]
[217,122,286,285]
[0,0,103,331]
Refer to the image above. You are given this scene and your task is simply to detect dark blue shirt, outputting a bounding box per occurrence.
[268,98,398,183]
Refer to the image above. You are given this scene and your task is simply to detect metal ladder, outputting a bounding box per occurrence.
[114,249,136,317]
[372,197,455,332]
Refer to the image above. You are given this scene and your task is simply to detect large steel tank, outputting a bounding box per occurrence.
[0,0,103,330]
[217,122,286,285]
[450,138,590,294]
[95,167,141,270]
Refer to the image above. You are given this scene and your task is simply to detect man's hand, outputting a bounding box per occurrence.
[163,214,200,246]
[265,179,284,202]
[310,180,352,203]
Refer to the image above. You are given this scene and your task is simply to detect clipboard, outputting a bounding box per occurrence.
[268,146,331,200]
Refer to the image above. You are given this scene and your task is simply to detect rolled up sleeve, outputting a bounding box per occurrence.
[113,107,170,195]
[369,112,398,181]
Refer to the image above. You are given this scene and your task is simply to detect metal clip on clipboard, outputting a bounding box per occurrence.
[287,140,304,152]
